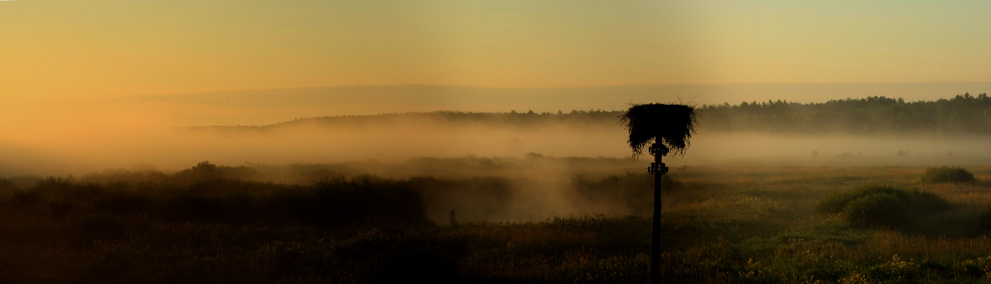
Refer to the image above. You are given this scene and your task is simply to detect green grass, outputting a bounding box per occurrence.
[2,161,991,283]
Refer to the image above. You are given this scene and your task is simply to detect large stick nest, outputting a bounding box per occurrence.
[621,103,697,157]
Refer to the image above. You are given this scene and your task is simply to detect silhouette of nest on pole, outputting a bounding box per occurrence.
[621,103,697,158]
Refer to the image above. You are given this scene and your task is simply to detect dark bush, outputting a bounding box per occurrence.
[844,193,910,228]
[818,185,950,214]
[172,161,260,183]
[911,190,954,213]
[922,166,976,184]
[819,185,951,229]
[819,186,908,213]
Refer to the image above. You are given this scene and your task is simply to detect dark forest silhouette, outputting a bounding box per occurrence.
[701,93,991,134]
[194,94,991,136]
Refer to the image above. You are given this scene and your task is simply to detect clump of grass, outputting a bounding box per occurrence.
[818,185,950,229]
[921,166,976,184]
[844,194,910,229]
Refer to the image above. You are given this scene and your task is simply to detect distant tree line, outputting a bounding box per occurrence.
[194,93,991,135]
[195,109,625,131]
[700,93,991,135]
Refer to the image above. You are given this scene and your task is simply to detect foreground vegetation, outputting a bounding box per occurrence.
[1,160,991,283]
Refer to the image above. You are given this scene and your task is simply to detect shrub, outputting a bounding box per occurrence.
[818,186,911,213]
[819,185,951,229]
[844,194,910,228]
[922,166,976,184]
[911,190,953,213]
[819,185,950,214]
[172,161,260,183]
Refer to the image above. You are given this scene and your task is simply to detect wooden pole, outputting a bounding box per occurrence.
[651,152,662,284]
[650,143,667,284]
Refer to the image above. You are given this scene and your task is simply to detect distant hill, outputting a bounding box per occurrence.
[149,83,991,126]
[188,109,624,131]
[192,94,991,136]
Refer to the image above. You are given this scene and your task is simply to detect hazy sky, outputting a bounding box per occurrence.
[2,1,990,98]
[4,1,991,175]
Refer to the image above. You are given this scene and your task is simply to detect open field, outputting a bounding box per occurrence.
[8,1,991,283]
[2,159,991,283]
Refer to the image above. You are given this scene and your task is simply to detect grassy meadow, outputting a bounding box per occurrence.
[2,159,991,283]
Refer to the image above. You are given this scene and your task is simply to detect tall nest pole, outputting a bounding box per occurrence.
[621,103,696,284]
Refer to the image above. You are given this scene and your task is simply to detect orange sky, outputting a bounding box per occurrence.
[2,1,990,99]
[3,1,991,175]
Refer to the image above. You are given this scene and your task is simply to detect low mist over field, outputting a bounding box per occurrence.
[7,88,991,226]
[2,86,991,176]
[4,86,991,176]
[9,1,991,282]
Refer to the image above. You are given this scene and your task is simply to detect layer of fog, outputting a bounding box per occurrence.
[4,113,991,177]
[5,83,990,175]
[4,91,991,222]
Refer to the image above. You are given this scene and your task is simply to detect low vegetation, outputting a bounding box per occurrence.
[818,185,952,229]
[922,166,977,184]
[1,161,991,283]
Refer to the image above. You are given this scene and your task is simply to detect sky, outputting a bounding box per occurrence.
[3,1,991,174]
[2,1,990,99]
